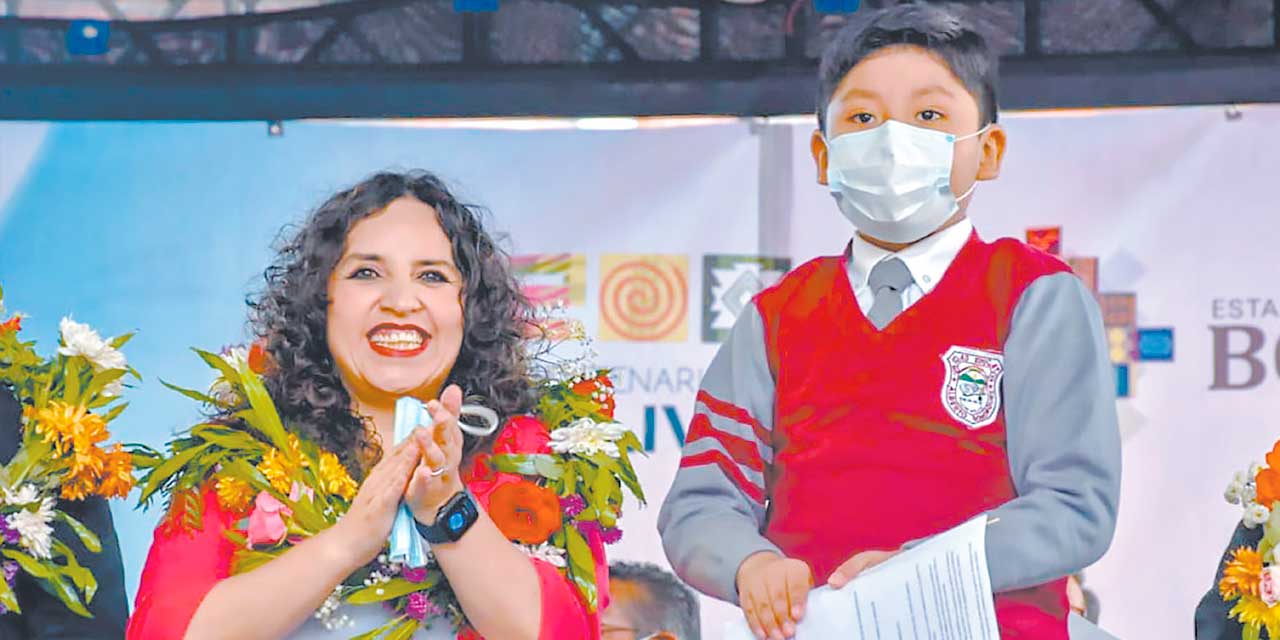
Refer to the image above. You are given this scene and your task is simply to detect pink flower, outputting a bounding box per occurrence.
[560,494,587,518]
[575,520,602,538]
[402,567,428,583]
[246,491,291,547]
[1263,567,1280,606]
[404,592,442,621]
[601,526,623,545]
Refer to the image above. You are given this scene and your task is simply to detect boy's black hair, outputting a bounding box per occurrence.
[816,2,1000,131]
[610,561,702,639]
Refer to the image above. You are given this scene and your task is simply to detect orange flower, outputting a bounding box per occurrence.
[488,481,563,545]
[97,445,135,499]
[1221,547,1264,600]
[1258,468,1280,510]
[60,473,97,501]
[572,374,616,420]
[248,341,274,375]
[0,315,20,334]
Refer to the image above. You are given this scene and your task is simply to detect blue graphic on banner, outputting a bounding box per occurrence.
[1136,327,1175,361]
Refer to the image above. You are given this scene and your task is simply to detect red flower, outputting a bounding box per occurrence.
[0,316,21,334]
[488,481,563,545]
[493,416,552,455]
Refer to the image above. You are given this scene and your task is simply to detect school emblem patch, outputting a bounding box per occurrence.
[940,346,1004,429]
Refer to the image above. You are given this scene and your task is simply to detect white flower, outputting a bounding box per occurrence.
[3,484,41,507]
[1227,481,1246,505]
[7,499,55,560]
[549,418,627,458]
[1245,484,1259,504]
[222,347,249,368]
[58,317,127,372]
[520,543,567,568]
[103,378,126,398]
[1246,503,1272,528]
[208,378,239,406]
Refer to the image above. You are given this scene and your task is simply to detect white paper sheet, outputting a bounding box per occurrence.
[724,515,999,640]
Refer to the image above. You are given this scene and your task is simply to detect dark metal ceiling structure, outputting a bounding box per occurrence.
[1,0,1277,120]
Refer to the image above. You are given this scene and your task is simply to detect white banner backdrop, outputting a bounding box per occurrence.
[1,105,1279,639]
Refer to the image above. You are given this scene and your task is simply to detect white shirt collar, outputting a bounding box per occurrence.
[849,218,974,295]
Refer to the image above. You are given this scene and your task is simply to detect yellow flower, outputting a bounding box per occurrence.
[215,476,255,513]
[318,452,357,501]
[97,445,134,499]
[1222,547,1264,600]
[29,401,108,457]
[257,447,293,495]
[1229,594,1280,637]
[60,473,97,501]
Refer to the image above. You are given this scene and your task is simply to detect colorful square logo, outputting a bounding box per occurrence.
[511,254,586,307]
[1066,257,1099,293]
[702,255,790,343]
[1026,227,1062,255]
[1136,327,1175,361]
[1099,293,1137,328]
[599,255,689,343]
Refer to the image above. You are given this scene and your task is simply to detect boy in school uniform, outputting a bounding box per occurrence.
[657,4,1121,640]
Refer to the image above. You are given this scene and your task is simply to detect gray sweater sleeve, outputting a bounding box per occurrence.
[985,272,1123,591]
[657,304,781,604]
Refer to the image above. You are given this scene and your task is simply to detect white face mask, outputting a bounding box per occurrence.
[826,120,988,244]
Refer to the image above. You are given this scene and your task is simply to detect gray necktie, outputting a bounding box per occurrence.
[866,257,914,330]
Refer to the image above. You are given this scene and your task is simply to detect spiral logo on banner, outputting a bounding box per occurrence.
[599,254,689,342]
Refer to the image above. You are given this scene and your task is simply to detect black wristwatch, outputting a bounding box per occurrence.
[414,490,479,544]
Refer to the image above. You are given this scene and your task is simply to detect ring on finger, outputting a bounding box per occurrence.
[428,466,448,477]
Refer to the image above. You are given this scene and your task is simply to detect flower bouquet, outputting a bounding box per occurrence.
[0,285,139,617]
[1220,439,1280,639]
[132,319,644,638]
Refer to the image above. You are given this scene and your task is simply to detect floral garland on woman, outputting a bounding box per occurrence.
[1219,439,1280,639]
[0,285,137,617]
[132,321,644,638]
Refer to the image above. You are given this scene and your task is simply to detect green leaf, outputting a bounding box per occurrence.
[346,577,438,604]
[63,357,82,404]
[1243,623,1260,640]
[162,379,225,407]
[236,366,293,462]
[490,454,563,480]
[0,571,20,615]
[100,401,129,424]
[563,525,599,612]
[84,368,127,403]
[195,348,241,387]
[51,540,97,603]
[56,511,103,554]
[138,443,211,505]
[590,467,620,509]
[562,460,578,495]
[384,617,421,640]
[1,550,92,618]
[190,424,264,452]
[350,615,410,640]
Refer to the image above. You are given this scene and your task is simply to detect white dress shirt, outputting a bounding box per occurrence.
[846,218,974,315]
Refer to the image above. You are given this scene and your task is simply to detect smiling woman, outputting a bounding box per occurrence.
[125,171,615,640]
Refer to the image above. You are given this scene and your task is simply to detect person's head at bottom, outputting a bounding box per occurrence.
[603,561,702,640]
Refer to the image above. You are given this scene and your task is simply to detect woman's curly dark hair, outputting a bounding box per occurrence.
[247,171,536,476]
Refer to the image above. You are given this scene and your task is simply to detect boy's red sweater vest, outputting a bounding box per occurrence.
[755,232,1072,639]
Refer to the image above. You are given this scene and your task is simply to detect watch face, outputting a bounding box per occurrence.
[443,493,478,539]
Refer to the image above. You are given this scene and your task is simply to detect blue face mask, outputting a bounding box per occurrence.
[826,120,988,243]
